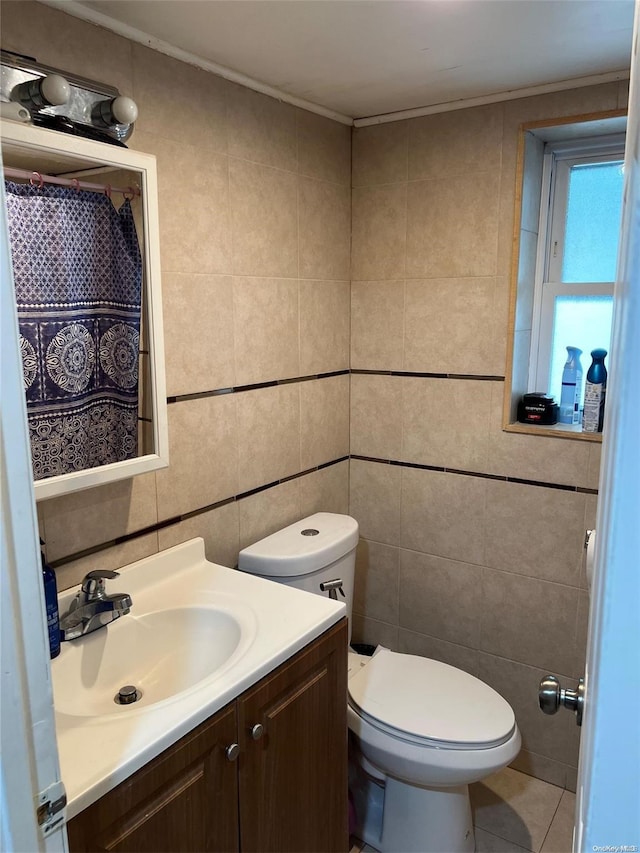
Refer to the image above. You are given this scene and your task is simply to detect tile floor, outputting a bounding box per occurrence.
[350,766,575,853]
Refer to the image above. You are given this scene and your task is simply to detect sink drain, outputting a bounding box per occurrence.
[114,685,142,706]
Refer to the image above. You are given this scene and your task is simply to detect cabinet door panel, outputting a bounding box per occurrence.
[238,620,348,853]
[67,704,239,853]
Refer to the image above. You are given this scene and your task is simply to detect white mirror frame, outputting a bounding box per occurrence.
[1,122,169,499]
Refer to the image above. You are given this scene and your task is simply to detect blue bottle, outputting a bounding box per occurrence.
[582,349,608,433]
[558,346,583,424]
[40,539,60,659]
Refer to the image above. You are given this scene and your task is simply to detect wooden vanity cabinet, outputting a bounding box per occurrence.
[238,618,348,853]
[66,704,239,853]
[67,619,348,853]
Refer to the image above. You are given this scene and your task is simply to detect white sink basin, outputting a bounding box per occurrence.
[52,538,346,820]
[54,606,244,718]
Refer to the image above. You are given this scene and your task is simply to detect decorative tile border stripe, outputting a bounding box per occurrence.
[51,446,598,572]
[167,369,506,404]
[167,370,351,404]
[49,456,350,569]
[351,454,599,495]
[351,369,506,381]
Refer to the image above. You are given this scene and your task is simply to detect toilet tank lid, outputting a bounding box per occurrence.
[238,513,359,577]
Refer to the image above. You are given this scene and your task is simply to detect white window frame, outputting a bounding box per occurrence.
[528,133,625,394]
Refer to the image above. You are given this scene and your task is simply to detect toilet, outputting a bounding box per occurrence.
[238,512,521,853]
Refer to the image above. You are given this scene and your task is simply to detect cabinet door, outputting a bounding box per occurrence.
[238,619,348,853]
[67,704,239,853]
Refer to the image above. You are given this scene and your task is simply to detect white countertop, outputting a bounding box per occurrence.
[52,538,346,819]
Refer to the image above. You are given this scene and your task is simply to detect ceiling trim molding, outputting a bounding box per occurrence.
[39,0,355,126]
[354,70,630,127]
[39,0,630,130]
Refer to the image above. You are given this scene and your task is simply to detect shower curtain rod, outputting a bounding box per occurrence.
[3,167,140,198]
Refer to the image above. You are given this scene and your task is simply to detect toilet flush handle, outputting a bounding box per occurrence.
[319,579,345,601]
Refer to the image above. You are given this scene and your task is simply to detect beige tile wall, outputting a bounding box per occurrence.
[349,83,625,789]
[4,1,623,794]
[2,2,351,584]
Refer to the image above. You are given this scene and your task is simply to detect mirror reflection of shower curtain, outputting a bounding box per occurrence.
[5,181,143,479]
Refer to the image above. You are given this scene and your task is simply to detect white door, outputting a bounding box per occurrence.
[0,180,67,851]
[573,4,640,848]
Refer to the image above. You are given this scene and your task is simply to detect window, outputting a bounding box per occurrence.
[529,135,625,406]
[504,110,627,439]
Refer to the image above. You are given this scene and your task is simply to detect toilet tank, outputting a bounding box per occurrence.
[238,513,359,640]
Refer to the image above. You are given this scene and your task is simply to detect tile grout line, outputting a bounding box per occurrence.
[357,611,586,681]
[538,790,567,853]
[472,824,535,852]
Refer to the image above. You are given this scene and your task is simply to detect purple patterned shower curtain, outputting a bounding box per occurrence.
[5,181,143,479]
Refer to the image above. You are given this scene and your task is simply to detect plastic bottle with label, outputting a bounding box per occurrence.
[582,349,608,433]
[41,538,60,659]
[558,346,583,425]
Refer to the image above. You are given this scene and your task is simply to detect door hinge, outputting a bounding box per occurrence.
[36,780,67,838]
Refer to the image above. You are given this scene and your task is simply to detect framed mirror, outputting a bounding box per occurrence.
[503,108,627,442]
[1,121,168,499]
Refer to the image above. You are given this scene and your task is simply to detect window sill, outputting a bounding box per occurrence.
[504,422,603,442]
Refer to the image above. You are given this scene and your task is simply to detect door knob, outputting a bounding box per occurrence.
[250,723,264,740]
[539,675,585,726]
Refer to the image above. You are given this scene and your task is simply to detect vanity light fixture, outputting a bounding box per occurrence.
[1,50,138,145]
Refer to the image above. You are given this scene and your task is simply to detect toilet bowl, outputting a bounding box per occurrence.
[347,649,520,851]
[238,513,521,853]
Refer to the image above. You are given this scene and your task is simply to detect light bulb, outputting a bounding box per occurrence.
[40,74,71,106]
[92,96,138,128]
[12,74,70,109]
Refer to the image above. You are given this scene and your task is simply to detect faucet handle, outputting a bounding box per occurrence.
[81,569,120,598]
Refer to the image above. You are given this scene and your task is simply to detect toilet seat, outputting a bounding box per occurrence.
[348,650,515,750]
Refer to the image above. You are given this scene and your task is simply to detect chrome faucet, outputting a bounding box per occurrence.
[59,570,132,641]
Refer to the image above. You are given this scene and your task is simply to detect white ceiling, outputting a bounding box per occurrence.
[76,0,634,120]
